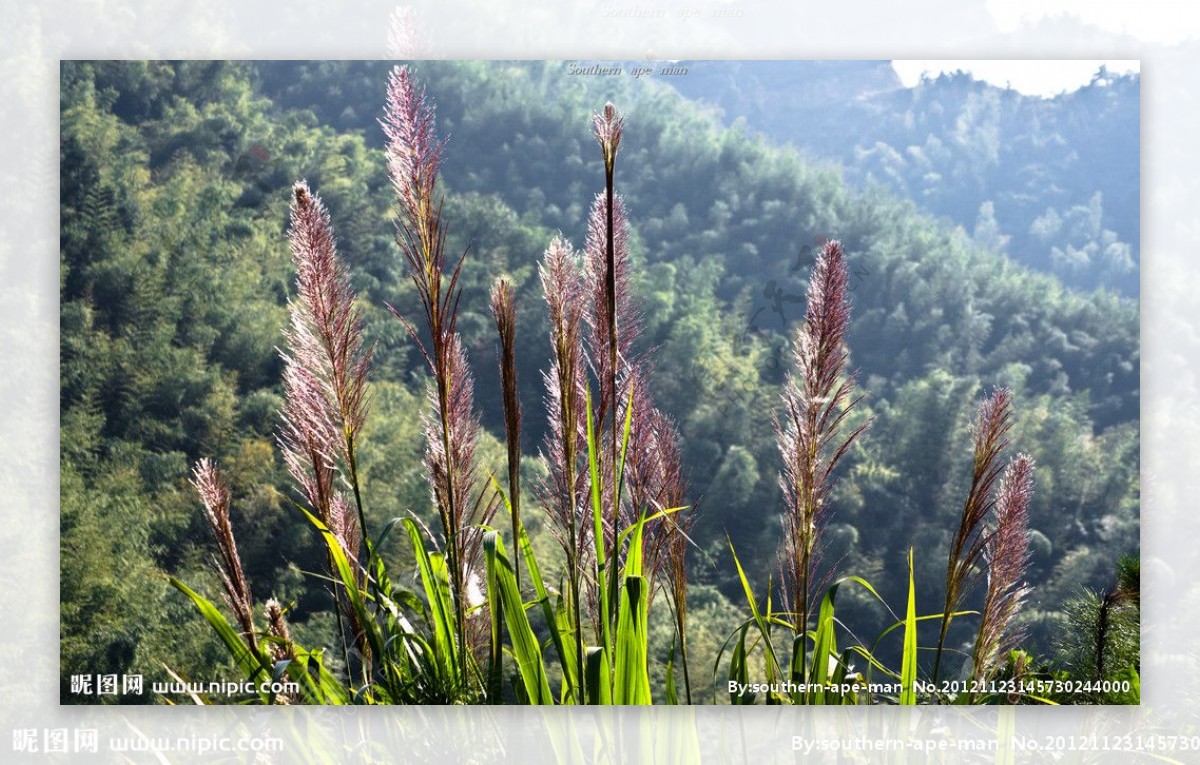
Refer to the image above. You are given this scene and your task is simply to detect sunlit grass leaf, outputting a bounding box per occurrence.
[614,574,651,705]
[484,529,554,704]
[491,473,579,700]
[808,584,840,704]
[169,577,270,702]
[403,517,460,681]
[727,624,753,705]
[289,646,351,704]
[585,646,612,705]
[900,548,919,705]
[296,505,391,700]
[726,538,784,685]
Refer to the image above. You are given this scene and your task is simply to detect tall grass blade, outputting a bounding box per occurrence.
[402,518,459,680]
[727,538,784,685]
[289,646,351,704]
[490,474,579,700]
[900,548,919,705]
[300,506,388,694]
[169,578,270,701]
[665,636,679,705]
[484,530,554,704]
[486,552,504,702]
[808,585,840,704]
[608,384,636,616]
[614,517,652,705]
[585,647,612,705]
[728,625,753,704]
[553,592,581,704]
[789,634,806,702]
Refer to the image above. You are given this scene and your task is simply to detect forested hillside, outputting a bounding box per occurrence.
[60,60,1138,702]
[667,61,1140,296]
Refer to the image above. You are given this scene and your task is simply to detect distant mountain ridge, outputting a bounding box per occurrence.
[664,61,1140,297]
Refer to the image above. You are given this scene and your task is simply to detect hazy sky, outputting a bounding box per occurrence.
[893,0,1178,97]
[891,59,1140,97]
[984,0,1196,44]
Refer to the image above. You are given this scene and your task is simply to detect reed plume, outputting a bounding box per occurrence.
[264,598,296,663]
[538,237,590,562]
[582,101,695,657]
[490,276,523,586]
[417,331,490,608]
[627,378,687,589]
[191,458,257,654]
[635,406,694,703]
[537,235,591,686]
[579,189,640,608]
[386,6,433,59]
[583,192,637,412]
[776,239,869,668]
[971,454,1035,684]
[383,64,490,656]
[933,386,1013,682]
[279,181,371,567]
[383,65,445,253]
[589,102,631,589]
[278,181,372,676]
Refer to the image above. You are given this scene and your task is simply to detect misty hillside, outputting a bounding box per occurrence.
[665,61,1140,296]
